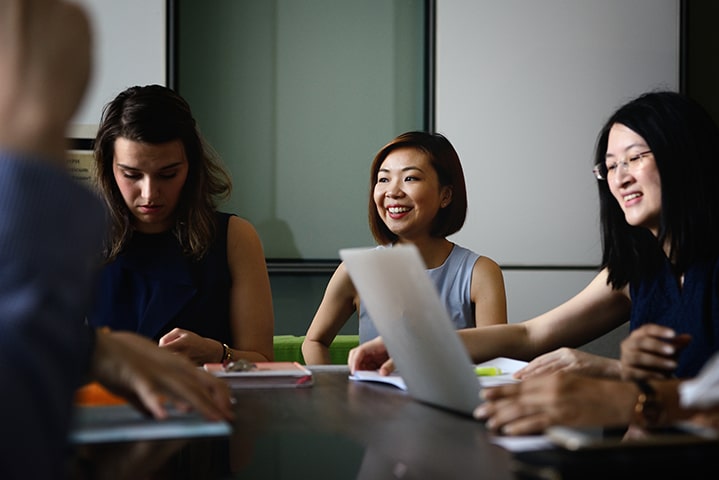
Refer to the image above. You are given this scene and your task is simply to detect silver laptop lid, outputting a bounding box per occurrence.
[340,244,480,415]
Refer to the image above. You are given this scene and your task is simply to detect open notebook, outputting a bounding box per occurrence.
[341,244,520,416]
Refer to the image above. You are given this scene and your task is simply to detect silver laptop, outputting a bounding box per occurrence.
[340,244,481,416]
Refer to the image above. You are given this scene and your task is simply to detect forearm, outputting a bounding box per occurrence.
[207,337,272,365]
[301,339,332,365]
[589,355,623,378]
[459,323,537,363]
[232,323,274,362]
[218,339,272,364]
[228,346,272,363]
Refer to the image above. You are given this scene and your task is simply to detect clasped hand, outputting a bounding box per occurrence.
[159,327,223,365]
[620,324,691,380]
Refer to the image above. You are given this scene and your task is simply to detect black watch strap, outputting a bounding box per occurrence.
[632,379,662,428]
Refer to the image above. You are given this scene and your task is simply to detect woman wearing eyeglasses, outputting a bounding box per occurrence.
[349,91,719,384]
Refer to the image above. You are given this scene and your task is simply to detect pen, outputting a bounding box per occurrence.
[474,366,501,376]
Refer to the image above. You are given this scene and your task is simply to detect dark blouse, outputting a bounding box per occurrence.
[630,256,719,378]
[87,212,233,344]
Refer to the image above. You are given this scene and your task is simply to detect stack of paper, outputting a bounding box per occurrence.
[680,352,719,408]
[350,357,526,390]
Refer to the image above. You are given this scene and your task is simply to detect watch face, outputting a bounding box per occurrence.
[641,395,662,424]
[633,379,662,427]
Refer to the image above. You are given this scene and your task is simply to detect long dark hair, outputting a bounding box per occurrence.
[94,85,231,261]
[596,91,719,288]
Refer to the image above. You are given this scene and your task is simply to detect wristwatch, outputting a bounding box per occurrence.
[221,342,233,364]
[632,379,663,428]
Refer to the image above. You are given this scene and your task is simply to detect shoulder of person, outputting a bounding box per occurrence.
[226,214,257,232]
[471,254,503,278]
[225,214,263,248]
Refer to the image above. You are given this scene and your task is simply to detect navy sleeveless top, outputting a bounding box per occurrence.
[87,212,233,344]
[630,256,719,378]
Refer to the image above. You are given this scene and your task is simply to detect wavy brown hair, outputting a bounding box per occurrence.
[94,85,231,261]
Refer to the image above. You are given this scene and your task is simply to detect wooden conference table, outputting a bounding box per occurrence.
[72,366,719,479]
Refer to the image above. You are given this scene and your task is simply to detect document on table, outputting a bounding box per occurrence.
[350,357,526,389]
[680,351,719,408]
[349,357,554,452]
[490,434,555,452]
[69,404,232,444]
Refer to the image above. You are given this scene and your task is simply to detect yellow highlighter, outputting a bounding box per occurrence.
[474,365,502,376]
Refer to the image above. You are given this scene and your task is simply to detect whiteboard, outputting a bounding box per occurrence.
[70,0,166,138]
[437,0,680,266]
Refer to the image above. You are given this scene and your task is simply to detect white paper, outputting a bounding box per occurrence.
[350,371,407,390]
[349,357,528,390]
[680,351,719,408]
[475,357,526,386]
[475,357,528,375]
[490,434,555,452]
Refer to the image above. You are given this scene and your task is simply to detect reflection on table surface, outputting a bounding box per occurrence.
[71,367,719,480]
[71,367,512,479]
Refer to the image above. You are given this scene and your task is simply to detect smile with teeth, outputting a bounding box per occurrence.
[387,206,411,214]
[623,193,642,202]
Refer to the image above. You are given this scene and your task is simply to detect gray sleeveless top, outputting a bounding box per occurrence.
[358,244,479,343]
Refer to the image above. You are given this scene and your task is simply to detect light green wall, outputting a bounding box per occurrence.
[178,0,426,260]
[177,0,426,334]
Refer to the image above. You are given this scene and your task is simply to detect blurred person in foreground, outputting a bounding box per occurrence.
[0,1,233,478]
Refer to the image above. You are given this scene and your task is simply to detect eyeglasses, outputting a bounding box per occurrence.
[592,150,652,180]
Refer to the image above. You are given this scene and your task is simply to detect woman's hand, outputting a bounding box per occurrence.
[347,336,395,375]
[159,328,224,365]
[620,324,691,380]
[474,372,636,435]
[514,347,622,380]
[91,330,234,422]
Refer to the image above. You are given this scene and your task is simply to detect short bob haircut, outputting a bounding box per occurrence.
[94,84,231,261]
[595,91,719,289]
[368,131,467,245]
